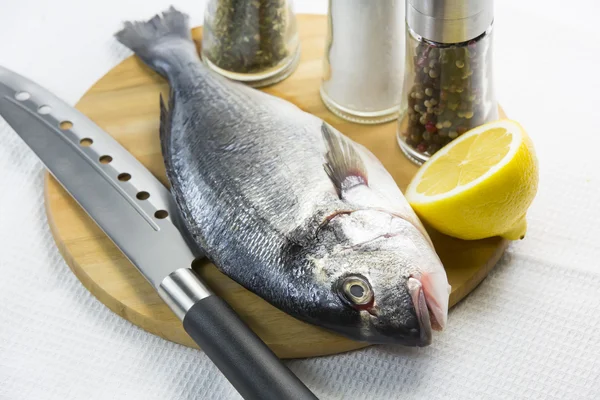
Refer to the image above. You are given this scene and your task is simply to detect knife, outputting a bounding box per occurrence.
[0,65,318,400]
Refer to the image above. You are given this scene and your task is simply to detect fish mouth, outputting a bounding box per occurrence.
[407,277,442,346]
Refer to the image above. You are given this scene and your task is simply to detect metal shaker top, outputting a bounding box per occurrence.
[406,0,494,43]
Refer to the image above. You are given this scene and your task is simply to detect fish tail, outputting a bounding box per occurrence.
[114,6,198,77]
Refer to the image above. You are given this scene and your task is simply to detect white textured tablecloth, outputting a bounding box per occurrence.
[1,1,599,399]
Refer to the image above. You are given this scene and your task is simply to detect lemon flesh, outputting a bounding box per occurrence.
[405,119,539,241]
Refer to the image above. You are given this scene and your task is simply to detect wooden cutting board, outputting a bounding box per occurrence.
[44,14,508,359]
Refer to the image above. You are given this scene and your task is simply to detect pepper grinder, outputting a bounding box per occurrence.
[396,0,499,164]
[320,0,405,124]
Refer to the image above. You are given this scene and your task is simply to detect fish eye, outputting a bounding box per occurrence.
[339,275,373,307]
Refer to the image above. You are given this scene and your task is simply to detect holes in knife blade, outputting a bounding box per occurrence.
[136,191,150,200]
[99,155,113,164]
[80,138,93,146]
[154,210,169,219]
[59,121,73,130]
[15,91,30,101]
[118,173,131,182]
[191,258,204,270]
[37,105,52,115]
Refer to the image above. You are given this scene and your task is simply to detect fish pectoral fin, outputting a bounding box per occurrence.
[321,122,368,197]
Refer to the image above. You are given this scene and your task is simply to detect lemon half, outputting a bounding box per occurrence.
[405,119,539,240]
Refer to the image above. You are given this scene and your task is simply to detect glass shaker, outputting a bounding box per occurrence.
[397,0,499,164]
[201,0,300,88]
[320,0,405,124]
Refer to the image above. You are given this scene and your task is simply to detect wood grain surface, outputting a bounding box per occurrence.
[44,14,508,359]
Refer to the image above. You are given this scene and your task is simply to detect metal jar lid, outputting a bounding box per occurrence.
[406,0,494,43]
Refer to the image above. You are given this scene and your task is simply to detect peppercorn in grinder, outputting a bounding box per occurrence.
[396,0,499,164]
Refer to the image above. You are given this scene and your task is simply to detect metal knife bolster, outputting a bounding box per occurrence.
[0,65,211,312]
[158,268,213,319]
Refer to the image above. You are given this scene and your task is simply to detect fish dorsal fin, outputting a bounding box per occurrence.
[159,92,174,172]
[321,122,368,197]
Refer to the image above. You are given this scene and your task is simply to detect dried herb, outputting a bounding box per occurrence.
[203,0,290,73]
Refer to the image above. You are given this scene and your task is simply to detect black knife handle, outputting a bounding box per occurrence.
[183,295,318,400]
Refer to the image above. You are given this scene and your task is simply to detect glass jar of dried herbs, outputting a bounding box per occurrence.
[201,0,300,88]
[396,0,499,165]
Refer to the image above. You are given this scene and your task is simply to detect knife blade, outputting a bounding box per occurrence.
[0,65,318,400]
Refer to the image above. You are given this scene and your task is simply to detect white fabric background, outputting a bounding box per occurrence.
[1,1,599,399]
